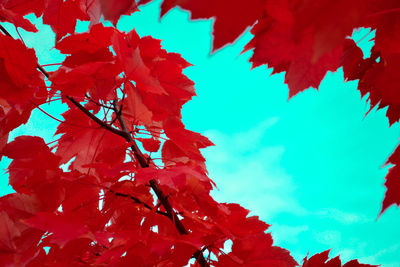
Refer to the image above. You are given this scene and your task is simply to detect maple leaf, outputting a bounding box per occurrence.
[112,30,196,128]
[136,137,161,152]
[112,30,168,95]
[0,0,392,265]
[162,139,191,166]
[0,4,37,32]
[2,136,61,184]
[153,0,266,51]
[120,81,154,128]
[43,0,88,41]
[0,34,45,109]
[381,145,400,213]
[2,136,65,211]
[163,116,214,161]
[50,61,121,99]
[0,33,45,160]
[213,203,269,239]
[99,0,137,25]
[340,39,364,81]
[55,23,115,54]
[244,13,343,96]
[217,233,297,267]
[24,212,92,247]
[0,193,41,219]
[51,24,121,100]
[292,0,367,62]
[61,174,104,229]
[0,211,21,252]
[2,0,46,17]
[358,53,400,125]
[372,3,400,60]
[55,106,127,173]
[0,102,35,160]
[302,250,378,267]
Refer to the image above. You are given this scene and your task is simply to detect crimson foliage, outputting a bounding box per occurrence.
[0,0,394,266]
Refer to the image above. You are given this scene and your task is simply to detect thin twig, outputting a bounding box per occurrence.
[0,24,12,37]
[1,22,209,267]
[112,191,169,218]
[85,94,115,109]
[112,102,209,266]
[66,96,127,137]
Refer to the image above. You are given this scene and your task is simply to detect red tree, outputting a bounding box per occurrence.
[0,0,396,266]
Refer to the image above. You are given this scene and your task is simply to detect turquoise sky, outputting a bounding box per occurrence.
[1,1,400,265]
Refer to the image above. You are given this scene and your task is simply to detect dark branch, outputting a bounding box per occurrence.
[1,23,209,267]
[111,191,169,218]
[66,96,127,137]
[85,94,115,109]
[0,24,11,37]
[112,100,149,168]
[112,102,209,266]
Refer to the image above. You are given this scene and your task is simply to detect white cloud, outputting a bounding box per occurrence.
[203,117,306,218]
[315,208,369,224]
[314,230,342,247]
[357,244,399,267]
[270,224,309,245]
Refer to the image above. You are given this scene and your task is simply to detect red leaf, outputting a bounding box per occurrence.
[121,82,154,128]
[50,61,121,99]
[292,0,366,62]
[245,15,343,96]
[0,102,36,161]
[341,39,364,81]
[380,144,400,213]
[342,260,378,267]
[216,203,269,239]
[0,132,7,160]
[24,212,92,247]
[303,250,378,267]
[3,136,62,193]
[158,0,266,51]
[43,0,88,41]
[163,116,214,161]
[112,30,167,95]
[55,106,127,173]
[0,193,41,219]
[302,250,332,267]
[136,137,161,152]
[217,233,297,267]
[2,135,49,160]
[0,4,37,32]
[0,34,45,108]
[358,53,400,125]
[55,24,115,54]
[3,136,65,211]
[0,211,21,252]
[3,0,46,17]
[99,0,137,25]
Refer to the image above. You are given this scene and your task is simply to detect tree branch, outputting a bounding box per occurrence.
[0,24,11,37]
[66,96,127,138]
[112,102,209,266]
[111,190,169,218]
[1,23,209,267]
